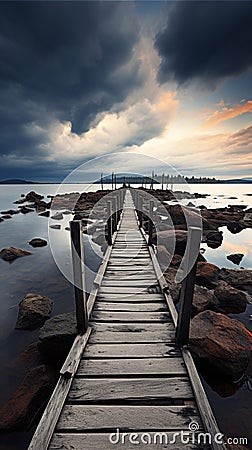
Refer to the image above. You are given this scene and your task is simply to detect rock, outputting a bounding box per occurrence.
[25,191,44,202]
[170,254,182,267]
[0,246,31,261]
[92,231,105,246]
[28,238,47,248]
[39,210,50,217]
[227,222,244,234]
[1,209,19,215]
[51,212,64,220]
[192,285,217,315]
[186,202,195,207]
[157,245,172,268]
[226,253,244,265]
[0,217,4,222]
[204,230,223,248]
[190,310,252,380]
[157,230,187,256]
[1,214,12,219]
[0,365,52,431]
[15,293,53,330]
[19,206,34,214]
[196,262,220,288]
[38,312,77,359]
[214,281,247,314]
[164,268,181,303]
[49,224,61,230]
[219,268,252,294]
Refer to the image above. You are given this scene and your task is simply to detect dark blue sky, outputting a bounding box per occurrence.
[0,1,252,182]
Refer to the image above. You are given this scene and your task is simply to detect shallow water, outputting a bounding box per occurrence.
[0,183,251,448]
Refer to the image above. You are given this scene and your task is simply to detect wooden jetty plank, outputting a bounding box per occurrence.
[101,280,157,287]
[55,405,202,432]
[93,302,167,312]
[90,311,171,322]
[83,343,181,359]
[96,294,165,302]
[89,330,175,344]
[77,357,186,376]
[67,377,193,403]
[49,432,209,449]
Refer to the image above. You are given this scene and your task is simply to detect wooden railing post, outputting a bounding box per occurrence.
[70,220,88,334]
[138,192,143,228]
[176,226,202,346]
[148,200,154,246]
[107,200,112,245]
[112,196,117,233]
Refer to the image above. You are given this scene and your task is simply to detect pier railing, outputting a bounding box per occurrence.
[70,188,126,333]
[131,187,201,347]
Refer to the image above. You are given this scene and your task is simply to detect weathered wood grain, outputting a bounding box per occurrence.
[55,405,202,432]
[83,343,181,358]
[67,377,192,403]
[93,302,167,312]
[90,311,171,322]
[49,432,209,449]
[77,357,186,376]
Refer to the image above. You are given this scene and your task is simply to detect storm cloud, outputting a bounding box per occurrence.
[155,1,252,86]
[0,1,141,176]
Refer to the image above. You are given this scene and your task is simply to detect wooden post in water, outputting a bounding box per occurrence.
[70,221,88,334]
[100,172,104,191]
[114,174,117,190]
[148,200,154,246]
[112,196,117,233]
[107,200,112,245]
[176,226,202,346]
[161,173,164,190]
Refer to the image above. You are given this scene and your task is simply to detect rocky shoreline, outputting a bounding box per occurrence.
[0,187,252,438]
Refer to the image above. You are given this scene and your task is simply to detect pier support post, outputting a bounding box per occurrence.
[70,220,89,334]
[148,200,154,246]
[176,226,202,346]
[107,200,113,245]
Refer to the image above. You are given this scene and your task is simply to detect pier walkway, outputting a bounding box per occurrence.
[29,190,223,450]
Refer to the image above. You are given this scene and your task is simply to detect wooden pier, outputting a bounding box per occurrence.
[29,189,224,450]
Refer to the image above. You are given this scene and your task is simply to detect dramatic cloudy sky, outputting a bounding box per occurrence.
[0,1,252,181]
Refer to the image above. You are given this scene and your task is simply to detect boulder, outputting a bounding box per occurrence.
[51,212,64,220]
[38,312,77,359]
[157,245,172,268]
[157,229,187,256]
[0,246,31,261]
[204,230,223,248]
[28,238,47,248]
[219,268,252,294]
[1,209,19,215]
[196,262,220,288]
[214,281,247,314]
[190,310,252,380]
[39,210,50,217]
[25,191,44,202]
[226,253,244,265]
[0,365,52,431]
[19,206,34,214]
[1,214,12,219]
[192,285,217,315]
[227,222,244,234]
[15,293,53,330]
[49,224,61,230]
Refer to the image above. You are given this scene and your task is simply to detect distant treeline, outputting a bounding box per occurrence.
[96,174,221,185]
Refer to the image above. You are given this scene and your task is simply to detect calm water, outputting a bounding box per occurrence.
[0,183,251,448]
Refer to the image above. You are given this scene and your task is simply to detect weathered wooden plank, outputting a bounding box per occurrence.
[93,302,167,311]
[68,377,192,403]
[49,432,209,449]
[90,322,174,332]
[55,405,202,431]
[90,311,171,322]
[101,280,157,287]
[99,287,150,294]
[83,343,181,358]
[97,294,164,302]
[28,328,92,450]
[77,357,186,376]
[89,330,175,344]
